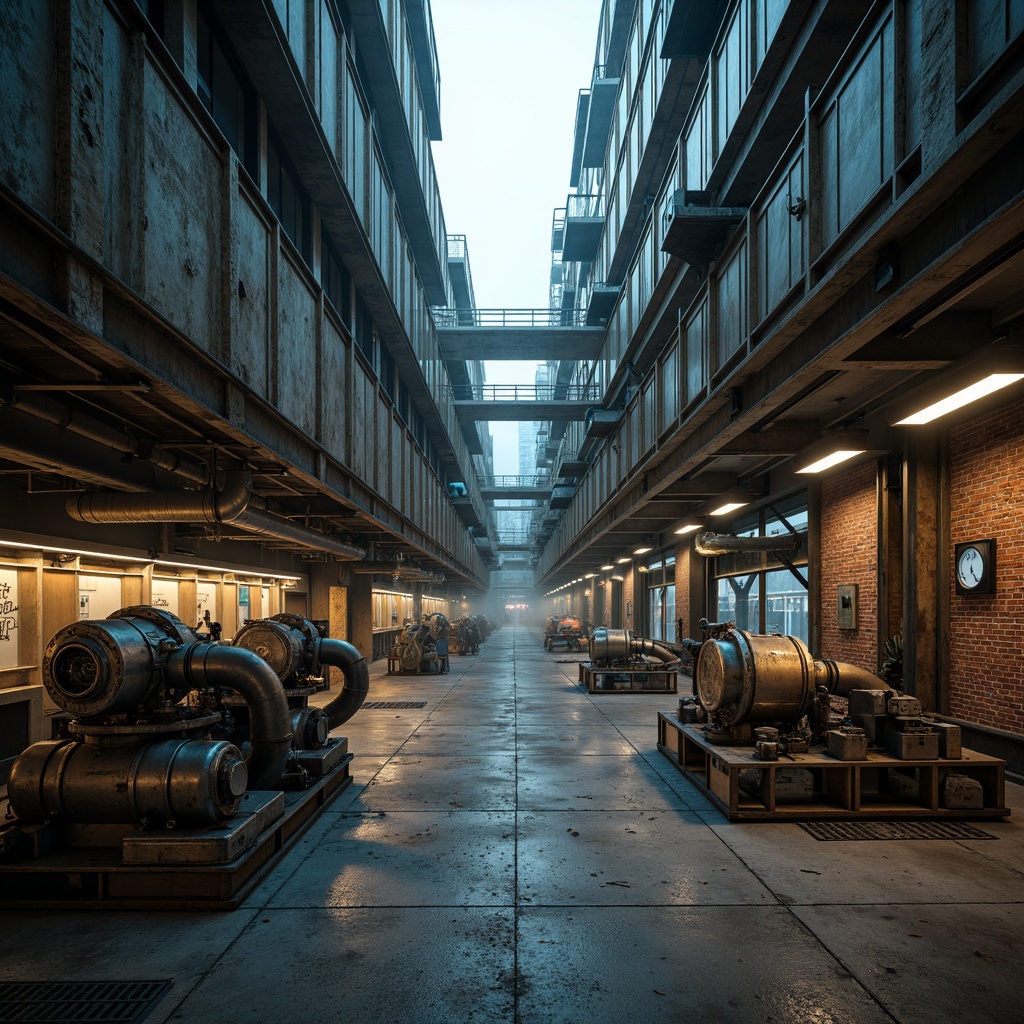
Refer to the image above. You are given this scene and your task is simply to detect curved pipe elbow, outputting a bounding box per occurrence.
[318,638,370,729]
[635,639,681,669]
[815,659,895,698]
[166,643,292,789]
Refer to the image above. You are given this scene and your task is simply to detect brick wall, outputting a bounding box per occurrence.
[819,462,879,671]
[949,397,1024,735]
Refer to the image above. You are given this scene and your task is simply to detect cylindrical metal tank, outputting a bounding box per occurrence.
[8,736,247,824]
[696,629,816,727]
[42,607,195,717]
[590,627,633,662]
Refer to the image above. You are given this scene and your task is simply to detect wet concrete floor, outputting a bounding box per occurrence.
[2,623,1022,1022]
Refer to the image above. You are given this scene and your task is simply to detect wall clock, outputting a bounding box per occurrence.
[954,539,996,595]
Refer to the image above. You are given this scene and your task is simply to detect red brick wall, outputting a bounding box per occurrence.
[949,398,1024,735]
[674,544,689,640]
[819,462,879,671]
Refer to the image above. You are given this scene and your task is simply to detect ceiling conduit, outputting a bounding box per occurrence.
[694,532,802,557]
[350,561,446,583]
[66,474,367,560]
[0,384,209,485]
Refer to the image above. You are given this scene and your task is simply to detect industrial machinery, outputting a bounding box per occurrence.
[7,607,289,828]
[391,613,449,672]
[543,615,585,651]
[232,612,368,776]
[661,620,999,818]
[588,627,681,669]
[0,608,363,903]
[682,618,894,748]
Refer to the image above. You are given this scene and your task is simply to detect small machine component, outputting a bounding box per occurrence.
[929,721,962,759]
[753,726,780,761]
[888,694,923,716]
[942,774,984,809]
[827,725,868,761]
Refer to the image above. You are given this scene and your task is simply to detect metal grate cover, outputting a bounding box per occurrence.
[361,701,427,710]
[800,821,998,841]
[0,980,172,1023]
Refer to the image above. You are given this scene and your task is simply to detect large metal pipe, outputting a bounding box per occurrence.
[694,531,802,556]
[66,474,366,560]
[164,643,293,789]
[351,561,446,583]
[318,638,370,729]
[590,627,681,668]
[0,383,208,484]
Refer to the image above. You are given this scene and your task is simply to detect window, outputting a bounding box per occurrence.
[969,0,1024,79]
[267,126,310,261]
[196,6,257,176]
[322,229,352,328]
[713,496,809,642]
[642,557,676,641]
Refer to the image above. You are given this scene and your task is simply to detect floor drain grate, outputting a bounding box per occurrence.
[361,701,427,710]
[800,820,998,841]
[0,980,172,1023]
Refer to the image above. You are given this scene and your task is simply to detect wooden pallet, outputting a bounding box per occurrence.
[0,756,353,910]
[657,713,1009,822]
[580,663,678,693]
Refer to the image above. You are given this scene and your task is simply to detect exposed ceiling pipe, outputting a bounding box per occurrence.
[349,560,445,583]
[66,473,366,560]
[0,383,209,485]
[694,531,802,557]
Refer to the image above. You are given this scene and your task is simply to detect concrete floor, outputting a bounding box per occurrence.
[2,623,1023,1023]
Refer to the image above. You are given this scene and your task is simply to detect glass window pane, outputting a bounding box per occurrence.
[717,574,761,631]
[764,568,808,642]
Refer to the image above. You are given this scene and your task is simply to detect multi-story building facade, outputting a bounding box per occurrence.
[0,0,495,747]
[539,0,1024,771]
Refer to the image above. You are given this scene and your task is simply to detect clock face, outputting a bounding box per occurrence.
[954,540,995,595]
[957,546,984,589]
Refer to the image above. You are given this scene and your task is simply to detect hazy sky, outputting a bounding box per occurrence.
[429,0,603,472]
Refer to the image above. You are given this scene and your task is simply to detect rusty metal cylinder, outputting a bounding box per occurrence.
[233,615,315,684]
[7,736,247,825]
[42,608,194,717]
[696,629,816,727]
[290,707,330,750]
[589,627,633,662]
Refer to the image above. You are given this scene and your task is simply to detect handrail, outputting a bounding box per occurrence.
[431,307,590,328]
[480,475,553,489]
[450,384,602,402]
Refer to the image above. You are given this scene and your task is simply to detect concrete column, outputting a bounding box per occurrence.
[54,0,105,333]
[346,570,373,661]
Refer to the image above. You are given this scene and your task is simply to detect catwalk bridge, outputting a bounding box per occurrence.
[434,308,604,362]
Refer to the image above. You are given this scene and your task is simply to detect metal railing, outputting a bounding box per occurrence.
[480,475,552,489]
[450,383,602,402]
[566,193,604,219]
[432,308,589,328]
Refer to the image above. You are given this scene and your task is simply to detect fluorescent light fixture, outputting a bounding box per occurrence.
[584,572,597,579]
[0,537,303,580]
[633,545,654,555]
[615,556,631,564]
[709,500,749,516]
[796,449,865,473]
[888,344,1024,426]
[673,522,702,535]
[611,574,625,582]
[894,373,1024,424]
[794,431,870,475]
[600,563,614,571]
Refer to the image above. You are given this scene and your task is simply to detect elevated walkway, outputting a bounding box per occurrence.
[451,384,600,422]
[435,308,604,361]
